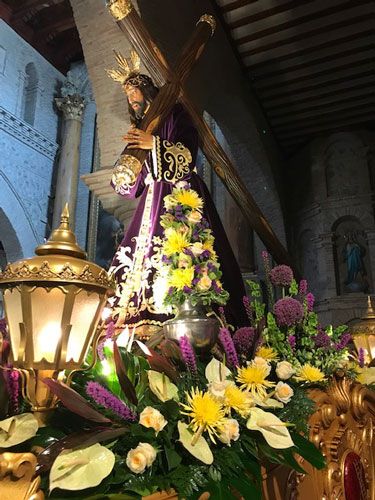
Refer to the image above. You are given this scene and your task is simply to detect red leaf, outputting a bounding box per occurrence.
[113,341,138,406]
[42,379,110,424]
[146,348,179,382]
[36,426,128,474]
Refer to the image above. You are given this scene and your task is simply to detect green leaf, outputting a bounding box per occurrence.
[291,432,326,470]
[229,475,262,500]
[164,446,182,471]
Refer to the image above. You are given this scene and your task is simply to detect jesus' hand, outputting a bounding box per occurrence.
[123,128,154,150]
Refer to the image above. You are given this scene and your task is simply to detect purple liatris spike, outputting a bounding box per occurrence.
[358,347,365,368]
[299,279,308,296]
[97,321,116,361]
[179,335,197,374]
[335,332,351,350]
[6,370,20,414]
[219,327,239,368]
[306,292,315,312]
[86,381,136,421]
[242,296,253,322]
[288,335,296,350]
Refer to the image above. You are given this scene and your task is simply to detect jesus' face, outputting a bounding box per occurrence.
[125,85,147,118]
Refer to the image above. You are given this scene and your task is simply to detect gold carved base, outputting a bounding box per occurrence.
[0,452,44,500]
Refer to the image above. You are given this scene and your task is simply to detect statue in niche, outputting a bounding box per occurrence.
[342,231,368,293]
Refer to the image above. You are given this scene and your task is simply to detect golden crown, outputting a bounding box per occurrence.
[106,50,141,86]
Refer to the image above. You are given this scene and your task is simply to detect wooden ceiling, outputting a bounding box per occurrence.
[214,0,375,154]
[0,0,82,74]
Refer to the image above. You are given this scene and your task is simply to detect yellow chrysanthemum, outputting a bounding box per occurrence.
[163,230,190,256]
[236,365,275,399]
[180,388,226,442]
[255,346,278,361]
[169,267,194,290]
[296,364,325,383]
[223,385,253,417]
[175,189,203,210]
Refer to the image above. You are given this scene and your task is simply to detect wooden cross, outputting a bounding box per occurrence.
[106,0,298,275]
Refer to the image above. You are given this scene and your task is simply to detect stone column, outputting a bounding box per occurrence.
[319,232,337,299]
[53,93,85,229]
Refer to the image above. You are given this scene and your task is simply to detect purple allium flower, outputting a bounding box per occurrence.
[274,297,304,327]
[219,327,239,368]
[335,332,351,350]
[233,327,255,357]
[287,335,296,350]
[269,265,294,287]
[97,321,115,361]
[299,279,308,296]
[306,292,315,312]
[314,330,331,348]
[179,335,197,374]
[242,296,253,322]
[358,347,365,368]
[86,381,136,421]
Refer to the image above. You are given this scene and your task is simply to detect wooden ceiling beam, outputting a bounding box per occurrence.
[228,0,316,27]
[221,0,259,13]
[11,0,55,21]
[267,87,375,117]
[277,110,375,139]
[35,18,76,40]
[271,97,375,126]
[264,78,374,109]
[248,42,374,79]
[258,68,374,99]
[254,56,374,91]
[236,13,372,53]
[0,1,12,22]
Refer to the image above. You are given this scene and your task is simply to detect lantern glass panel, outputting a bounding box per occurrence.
[3,287,22,361]
[68,289,102,363]
[31,286,66,363]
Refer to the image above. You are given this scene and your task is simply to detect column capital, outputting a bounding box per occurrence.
[55,94,85,121]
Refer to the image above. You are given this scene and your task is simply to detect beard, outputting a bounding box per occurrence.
[132,99,148,119]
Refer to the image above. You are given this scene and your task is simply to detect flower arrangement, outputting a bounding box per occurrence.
[154,182,229,310]
[0,322,324,499]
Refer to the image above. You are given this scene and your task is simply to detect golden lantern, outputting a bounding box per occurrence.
[0,205,114,425]
[349,296,375,365]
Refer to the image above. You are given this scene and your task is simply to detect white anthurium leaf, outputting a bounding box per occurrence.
[0,413,38,448]
[205,357,231,383]
[135,339,152,356]
[246,408,294,449]
[147,370,179,402]
[49,443,115,492]
[178,421,213,465]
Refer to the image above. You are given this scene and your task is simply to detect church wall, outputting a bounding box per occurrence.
[0,20,63,259]
[286,130,375,325]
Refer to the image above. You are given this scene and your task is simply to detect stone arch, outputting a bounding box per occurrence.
[0,171,38,260]
[22,62,39,125]
[332,215,371,295]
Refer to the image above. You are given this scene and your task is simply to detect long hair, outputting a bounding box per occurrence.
[126,77,159,127]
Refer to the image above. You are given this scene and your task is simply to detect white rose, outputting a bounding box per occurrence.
[190,242,204,256]
[275,382,294,404]
[207,380,233,400]
[218,419,240,446]
[251,356,271,376]
[197,275,212,291]
[187,210,202,224]
[139,407,168,434]
[175,181,190,190]
[126,442,157,473]
[276,361,295,380]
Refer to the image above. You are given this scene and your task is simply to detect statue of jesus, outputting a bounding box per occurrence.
[108,57,249,338]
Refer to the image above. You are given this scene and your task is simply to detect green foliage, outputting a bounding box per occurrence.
[278,387,316,435]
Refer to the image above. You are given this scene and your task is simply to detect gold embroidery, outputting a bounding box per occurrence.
[109,183,169,326]
[154,135,163,181]
[162,140,192,183]
[112,155,142,195]
[106,0,133,21]
[197,14,216,36]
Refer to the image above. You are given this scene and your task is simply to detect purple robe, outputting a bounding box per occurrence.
[109,103,248,335]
